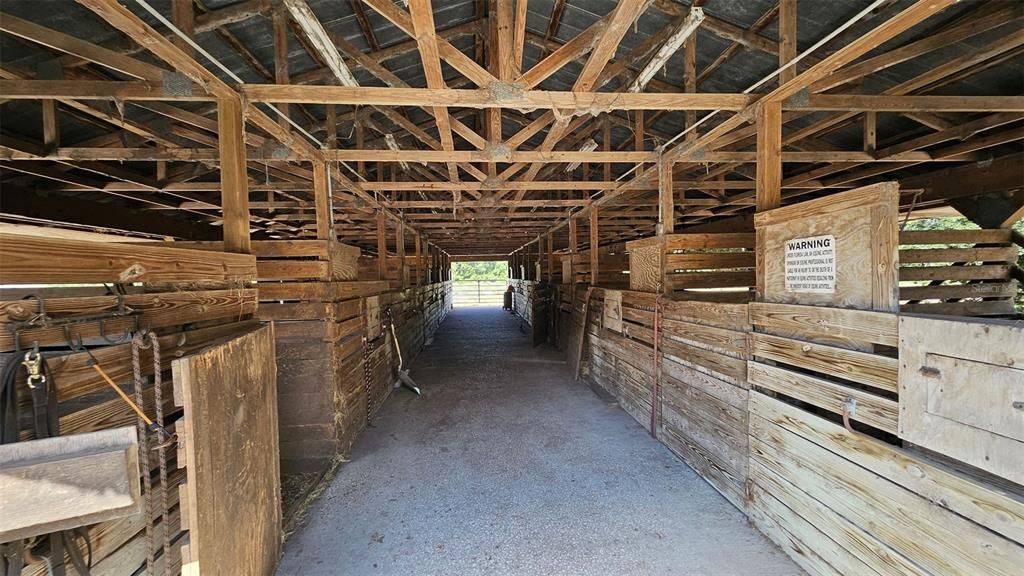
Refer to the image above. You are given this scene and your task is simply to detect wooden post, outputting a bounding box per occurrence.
[217,98,250,254]
[864,111,877,153]
[589,206,599,286]
[312,160,334,241]
[546,231,553,281]
[41,100,58,154]
[603,117,612,181]
[414,233,422,286]
[171,0,194,56]
[325,104,337,149]
[684,33,696,142]
[396,218,406,288]
[658,158,675,235]
[756,100,782,212]
[779,0,797,85]
[635,109,644,177]
[538,234,546,282]
[272,5,289,131]
[568,217,577,285]
[376,211,387,280]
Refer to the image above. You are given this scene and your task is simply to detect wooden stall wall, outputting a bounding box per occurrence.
[658,299,751,510]
[746,184,1024,576]
[898,228,1021,317]
[627,233,756,297]
[0,233,269,576]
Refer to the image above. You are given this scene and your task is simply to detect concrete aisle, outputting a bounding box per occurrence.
[278,307,802,576]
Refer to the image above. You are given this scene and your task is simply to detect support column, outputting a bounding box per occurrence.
[568,217,578,286]
[218,98,250,254]
[779,0,797,85]
[377,211,387,280]
[396,218,406,288]
[658,158,675,235]
[547,231,553,282]
[313,161,334,241]
[272,5,289,131]
[589,207,599,286]
[414,233,423,286]
[756,100,782,212]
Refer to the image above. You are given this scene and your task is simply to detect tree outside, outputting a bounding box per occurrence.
[451,261,508,281]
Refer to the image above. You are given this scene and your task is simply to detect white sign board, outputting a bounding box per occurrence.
[784,235,836,293]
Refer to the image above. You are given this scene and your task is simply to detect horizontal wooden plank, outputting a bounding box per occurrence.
[661,299,751,331]
[661,338,747,385]
[256,280,391,301]
[899,246,1018,264]
[899,264,1011,282]
[899,281,1018,301]
[750,412,1024,576]
[257,260,330,281]
[747,361,897,434]
[749,302,899,347]
[662,318,749,359]
[899,229,1012,245]
[751,333,898,392]
[666,252,756,270]
[0,233,256,284]
[668,270,756,290]
[664,233,756,250]
[900,299,1018,316]
[0,289,258,351]
[0,427,140,542]
[750,393,1024,546]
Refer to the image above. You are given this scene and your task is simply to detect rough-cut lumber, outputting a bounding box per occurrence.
[172,325,280,575]
[0,427,140,542]
[0,233,256,284]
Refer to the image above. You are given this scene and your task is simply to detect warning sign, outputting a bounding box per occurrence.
[784,235,836,293]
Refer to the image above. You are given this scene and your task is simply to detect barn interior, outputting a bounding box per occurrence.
[0,0,1022,574]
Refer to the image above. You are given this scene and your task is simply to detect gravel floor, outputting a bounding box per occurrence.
[277,306,802,576]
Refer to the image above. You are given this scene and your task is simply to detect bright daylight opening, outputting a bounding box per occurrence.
[451,261,509,307]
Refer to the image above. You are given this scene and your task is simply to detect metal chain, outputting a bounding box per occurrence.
[131,333,155,576]
[362,334,374,426]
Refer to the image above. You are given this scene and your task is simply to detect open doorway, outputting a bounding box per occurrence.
[451,261,508,307]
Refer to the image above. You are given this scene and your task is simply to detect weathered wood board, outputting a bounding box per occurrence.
[172,324,281,576]
[0,426,139,542]
[755,182,899,312]
[899,315,1024,485]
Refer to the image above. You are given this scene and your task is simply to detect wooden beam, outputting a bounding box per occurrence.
[576,0,652,92]
[282,0,359,86]
[590,207,599,285]
[377,211,387,280]
[218,98,251,253]
[778,0,797,85]
[629,7,704,92]
[313,160,334,241]
[273,5,290,131]
[408,0,459,184]
[171,0,195,57]
[659,158,674,234]
[361,0,498,87]
[863,111,877,153]
[756,101,782,212]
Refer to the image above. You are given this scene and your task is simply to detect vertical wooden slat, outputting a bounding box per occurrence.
[377,211,387,281]
[41,100,58,153]
[779,0,797,84]
[171,0,194,56]
[546,231,553,281]
[659,158,674,235]
[684,32,696,142]
[313,160,334,241]
[863,111,877,153]
[396,218,406,288]
[217,98,250,254]
[603,117,612,182]
[414,233,422,286]
[590,206,599,286]
[272,6,289,131]
[756,100,782,212]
